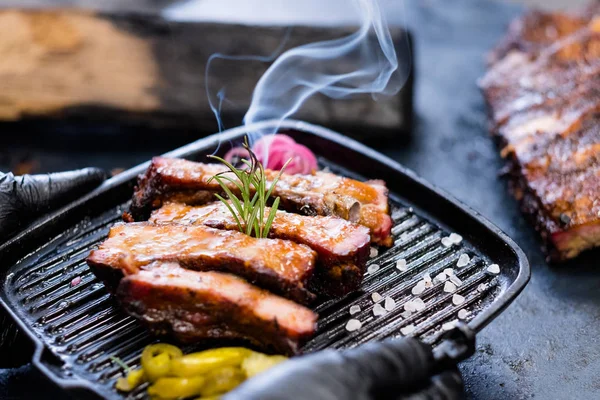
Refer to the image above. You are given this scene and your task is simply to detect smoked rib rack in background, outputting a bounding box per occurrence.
[479,4,600,261]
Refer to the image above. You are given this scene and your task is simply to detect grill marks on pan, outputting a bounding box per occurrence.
[331,262,491,349]
[5,163,503,400]
[12,210,122,287]
[306,249,487,351]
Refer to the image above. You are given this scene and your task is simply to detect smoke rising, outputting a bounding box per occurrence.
[243,0,407,137]
[205,29,292,134]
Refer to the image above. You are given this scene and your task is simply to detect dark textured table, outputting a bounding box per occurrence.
[2,1,599,399]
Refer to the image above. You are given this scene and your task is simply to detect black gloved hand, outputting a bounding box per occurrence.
[0,168,107,240]
[0,168,107,367]
[226,336,468,400]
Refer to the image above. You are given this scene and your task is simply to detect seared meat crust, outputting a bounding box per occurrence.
[149,202,371,297]
[117,262,317,355]
[481,9,600,260]
[88,222,317,304]
[129,157,393,246]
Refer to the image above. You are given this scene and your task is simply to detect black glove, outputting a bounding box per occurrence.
[0,168,107,239]
[0,168,107,366]
[226,328,474,400]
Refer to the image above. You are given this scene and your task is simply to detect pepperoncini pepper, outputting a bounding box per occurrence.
[115,368,145,392]
[170,348,251,377]
[141,344,183,382]
[148,376,206,399]
[200,366,246,397]
[114,343,287,399]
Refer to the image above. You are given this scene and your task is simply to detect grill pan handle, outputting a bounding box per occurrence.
[225,325,475,400]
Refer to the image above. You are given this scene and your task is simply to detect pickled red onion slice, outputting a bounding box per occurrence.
[224,134,317,174]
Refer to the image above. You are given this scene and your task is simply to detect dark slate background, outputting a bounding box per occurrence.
[394,2,600,400]
[1,0,600,399]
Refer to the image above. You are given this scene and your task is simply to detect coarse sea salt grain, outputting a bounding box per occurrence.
[401,310,412,318]
[449,275,463,286]
[367,264,380,274]
[487,264,500,274]
[449,233,463,244]
[371,292,383,303]
[70,276,82,287]
[458,309,470,320]
[423,272,433,288]
[384,297,396,311]
[477,283,487,292]
[442,321,456,331]
[444,268,455,276]
[452,294,465,305]
[345,319,362,332]
[396,258,408,271]
[433,272,447,284]
[456,254,470,268]
[373,303,387,317]
[412,298,426,311]
[400,324,416,335]
[411,280,426,295]
[349,305,361,315]
[441,237,453,248]
[444,281,457,293]
[370,247,378,258]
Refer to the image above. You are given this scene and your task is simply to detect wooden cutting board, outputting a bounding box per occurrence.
[0,9,413,140]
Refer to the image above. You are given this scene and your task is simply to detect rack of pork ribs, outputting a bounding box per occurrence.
[87,157,393,354]
[479,4,600,261]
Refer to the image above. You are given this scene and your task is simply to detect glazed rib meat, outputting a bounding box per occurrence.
[480,9,600,260]
[87,222,317,304]
[480,23,600,129]
[117,262,317,355]
[129,157,393,246]
[149,202,371,297]
[486,8,593,65]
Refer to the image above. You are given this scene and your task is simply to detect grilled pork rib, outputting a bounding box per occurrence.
[149,202,370,297]
[487,9,592,65]
[129,157,393,246]
[481,10,600,260]
[481,24,600,130]
[117,262,317,355]
[87,223,317,304]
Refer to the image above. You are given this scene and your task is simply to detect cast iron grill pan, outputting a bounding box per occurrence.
[0,120,529,399]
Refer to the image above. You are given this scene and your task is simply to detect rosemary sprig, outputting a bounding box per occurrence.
[207,137,290,238]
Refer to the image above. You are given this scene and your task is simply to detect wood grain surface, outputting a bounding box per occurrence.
[0,9,413,140]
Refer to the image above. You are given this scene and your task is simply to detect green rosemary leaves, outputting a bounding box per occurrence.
[207,138,289,239]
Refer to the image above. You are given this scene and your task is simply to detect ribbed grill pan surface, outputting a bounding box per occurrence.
[0,120,529,400]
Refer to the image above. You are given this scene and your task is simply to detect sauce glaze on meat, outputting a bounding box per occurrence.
[129,157,393,246]
[88,222,317,304]
[118,262,317,355]
[149,202,371,297]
